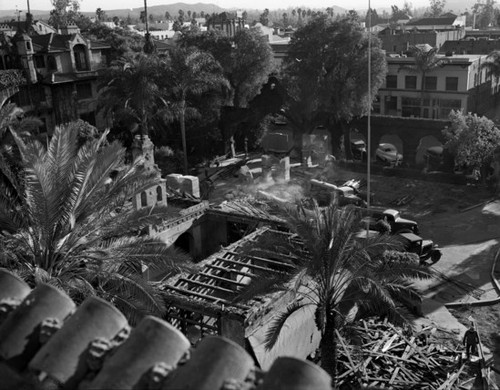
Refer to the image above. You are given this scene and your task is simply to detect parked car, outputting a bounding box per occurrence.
[359,208,419,235]
[424,145,444,170]
[350,139,366,160]
[397,232,442,265]
[375,143,403,165]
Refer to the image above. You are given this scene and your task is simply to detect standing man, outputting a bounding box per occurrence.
[463,323,479,360]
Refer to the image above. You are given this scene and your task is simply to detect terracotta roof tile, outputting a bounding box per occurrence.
[0,269,332,390]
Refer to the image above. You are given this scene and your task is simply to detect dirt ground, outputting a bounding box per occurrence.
[211,162,500,377]
[330,166,500,380]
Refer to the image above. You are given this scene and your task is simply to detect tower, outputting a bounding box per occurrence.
[13,30,37,83]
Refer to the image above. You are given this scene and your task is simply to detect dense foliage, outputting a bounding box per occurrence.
[281,15,387,155]
[443,110,500,178]
[0,122,193,324]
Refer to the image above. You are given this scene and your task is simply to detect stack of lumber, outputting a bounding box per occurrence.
[336,319,476,389]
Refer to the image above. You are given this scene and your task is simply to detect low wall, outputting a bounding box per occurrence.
[337,161,467,185]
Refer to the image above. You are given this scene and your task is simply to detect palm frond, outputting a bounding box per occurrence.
[264,301,312,350]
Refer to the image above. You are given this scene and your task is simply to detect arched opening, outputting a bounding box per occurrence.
[415,135,441,166]
[73,44,89,71]
[174,231,192,256]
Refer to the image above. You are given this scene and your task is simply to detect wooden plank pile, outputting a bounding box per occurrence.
[335,319,476,389]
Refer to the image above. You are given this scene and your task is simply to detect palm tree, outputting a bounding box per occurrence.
[481,50,500,78]
[401,45,446,118]
[0,122,194,324]
[235,203,432,383]
[161,47,229,174]
[98,53,165,138]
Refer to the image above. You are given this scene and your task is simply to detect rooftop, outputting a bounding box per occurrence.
[0,268,332,390]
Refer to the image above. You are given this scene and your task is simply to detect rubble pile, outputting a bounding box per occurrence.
[336,319,477,390]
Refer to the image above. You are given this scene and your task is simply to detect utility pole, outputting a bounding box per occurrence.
[143,0,156,54]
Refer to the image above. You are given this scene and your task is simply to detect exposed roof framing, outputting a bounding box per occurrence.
[162,227,305,318]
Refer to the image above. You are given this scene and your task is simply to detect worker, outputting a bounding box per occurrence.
[463,323,479,360]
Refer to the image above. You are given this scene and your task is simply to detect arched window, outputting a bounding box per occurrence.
[73,44,89,71]
[140,191,148,207]
[156,186,163,202]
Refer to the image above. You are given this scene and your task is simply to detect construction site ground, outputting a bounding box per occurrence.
[206,159,500,385]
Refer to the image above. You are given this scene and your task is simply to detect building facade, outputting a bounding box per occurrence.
[0,22,110,132]
[375,53,500,119]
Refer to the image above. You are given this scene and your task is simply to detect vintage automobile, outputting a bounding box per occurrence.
[350,139,367,160]
[375,143,403,166]
[397,232,442,265]
[359,208,419,235]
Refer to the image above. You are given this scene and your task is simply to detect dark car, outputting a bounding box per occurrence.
[359,208,419,235]
[350,139,367,160]
[397,232,442,265]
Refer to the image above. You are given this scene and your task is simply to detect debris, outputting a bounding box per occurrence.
[335,318,477,389]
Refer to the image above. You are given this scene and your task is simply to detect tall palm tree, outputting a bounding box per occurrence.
[98,53,165,138]
[0,122,193,324]
[161,47,229,175]
[235,203,432,383]
[401,45,446,118]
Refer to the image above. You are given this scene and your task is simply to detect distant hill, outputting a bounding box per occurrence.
[0,3,348,22]
[100,3,226,19]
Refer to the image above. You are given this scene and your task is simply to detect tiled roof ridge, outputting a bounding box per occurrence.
[0,268,332,390]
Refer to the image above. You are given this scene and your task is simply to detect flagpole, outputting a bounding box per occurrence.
[366,0,372,236]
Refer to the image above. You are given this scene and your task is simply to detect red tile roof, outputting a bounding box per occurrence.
[0,268,332,390]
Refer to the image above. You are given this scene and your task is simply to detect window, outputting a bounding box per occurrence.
[386,75,397,88]
[47,56,57,71]
[405,76,417,89]
[445,77,458,91]
[26,41,31,51]
[156,186,163,201]
[34,55,45,68]
[436,98,461,118]
[73,44,89,71]
[401,96,421,117]
[140,192,148,207]
[76,82,93,99]
[424,76,437,90]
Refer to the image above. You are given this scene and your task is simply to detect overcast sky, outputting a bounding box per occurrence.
[2,0,430,13]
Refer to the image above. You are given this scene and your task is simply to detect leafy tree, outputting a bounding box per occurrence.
[473,0,497,28]
[161,47,229,174]
[229,28,274,109]
[48,0,90,29]
[83,24,144,61]
[98,54,165,137]
[426,0,446,17]
[391,4,412,21]
[165,11,171,20]
[400,45,446,118]
[95,7,106,21]
[260,8,270,26]
[178,9,185,23]
[140,10,146,23]
[482,50,500,77]
[112,16,119,25]
[234,203,432,382]
[282,15,387,157]
[0,122,193,323]
[443,111,500,180]
[179,27,274,148]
